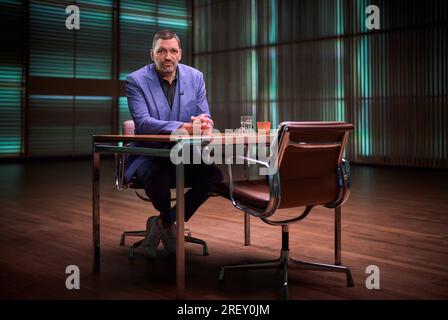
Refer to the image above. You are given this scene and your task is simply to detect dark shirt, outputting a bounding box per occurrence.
[156,68,178,109]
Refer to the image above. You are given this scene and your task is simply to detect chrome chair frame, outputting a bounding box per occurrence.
[115,121,209,259]
[219,122,354,299]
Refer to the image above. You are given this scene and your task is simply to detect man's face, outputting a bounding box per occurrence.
[150,38,182,75]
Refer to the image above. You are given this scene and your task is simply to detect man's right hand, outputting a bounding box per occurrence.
[177,122,193,135]
[191,114,214,130]
[177,120,212,135]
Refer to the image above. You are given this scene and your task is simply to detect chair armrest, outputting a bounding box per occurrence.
[114,153,127,190]
[339,158,351,204]
[325,158,351,208]
[341,158,350,190]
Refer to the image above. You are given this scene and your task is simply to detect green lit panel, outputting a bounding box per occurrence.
[335,39,346,121]
[250,0,258,46]
[28,95,112,156]
[0,0,23,156]
[356,36,369,98]
[0,65,22,84]
[358,100,372,156]
[357,0,368,33]
[335,0,344,36]
[75,0,113,79]
[84,0,111,7]
[268,0,278,128]
[250,50,258,117]
[335,0,345,121]
[157,17,189,29]
[268,0,277,44]
[29,0,75,78]
[354,1,373,158]
[157,24,189,58]
[157,1,189,19]
[30,1,113,79]
[121,0,157,12]
[0,86,22,155]
[193,0,447,168]
[156,0,190,70]
[191,3,209,53]
[120,0,159,80]
[355,33,372,156]
[120,0,191,80]
[269,47,278,128]
[249,0,258,119]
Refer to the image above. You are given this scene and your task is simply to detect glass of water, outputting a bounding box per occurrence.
[236,115,254,133]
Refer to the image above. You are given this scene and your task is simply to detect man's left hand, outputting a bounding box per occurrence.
[191,114,214,132]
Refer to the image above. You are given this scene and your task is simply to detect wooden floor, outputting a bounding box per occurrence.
[0,159,447,300]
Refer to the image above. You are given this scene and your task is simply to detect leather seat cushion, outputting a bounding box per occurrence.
[214,180,269,210]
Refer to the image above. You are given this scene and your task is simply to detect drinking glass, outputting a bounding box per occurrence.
[236,115,254,133]
[257,121,271,133]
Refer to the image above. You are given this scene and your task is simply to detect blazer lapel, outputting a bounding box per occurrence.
[169,78,180,121]
[178,65,193,122]
[145,64,170,120]
[179,67,186,121]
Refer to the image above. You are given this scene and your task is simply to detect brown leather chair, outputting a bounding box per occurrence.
[116,120,208,258]
[216,121,354,299]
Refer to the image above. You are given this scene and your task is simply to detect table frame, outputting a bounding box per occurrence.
[92,133,272,299]
[92,135,187,299]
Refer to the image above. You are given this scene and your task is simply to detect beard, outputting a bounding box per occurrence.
[156,62,177,74]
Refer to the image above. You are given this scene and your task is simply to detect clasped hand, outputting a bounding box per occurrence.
[178,114,213,135]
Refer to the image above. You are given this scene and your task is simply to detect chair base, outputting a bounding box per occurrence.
[120,229,208,259]
[219,249,353,299]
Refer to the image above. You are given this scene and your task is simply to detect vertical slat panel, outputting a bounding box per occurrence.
[0,0,193,158]
[0,0,23,156]
[192,0,447,168]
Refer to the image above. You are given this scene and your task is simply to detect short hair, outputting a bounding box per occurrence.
[152,29,181,49]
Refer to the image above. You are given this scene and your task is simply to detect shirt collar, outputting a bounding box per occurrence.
[156,66,178,85]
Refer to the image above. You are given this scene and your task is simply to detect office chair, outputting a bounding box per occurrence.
[217,121,354,299]
[115,120,208,259]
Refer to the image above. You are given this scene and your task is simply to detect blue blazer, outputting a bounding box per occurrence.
[124,63,211,183]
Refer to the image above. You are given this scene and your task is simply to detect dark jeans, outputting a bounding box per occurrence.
[135,158,223,225]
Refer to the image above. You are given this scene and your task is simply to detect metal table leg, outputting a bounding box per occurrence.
[93,150,100,273]
[176,160,185,299]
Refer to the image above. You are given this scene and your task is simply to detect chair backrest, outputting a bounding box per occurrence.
[275,121,353,209]
[115,120,135,190]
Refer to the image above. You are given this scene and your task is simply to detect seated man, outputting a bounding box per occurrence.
[124,29,223,257]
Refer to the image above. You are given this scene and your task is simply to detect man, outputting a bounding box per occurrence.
[125,29,223,257]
